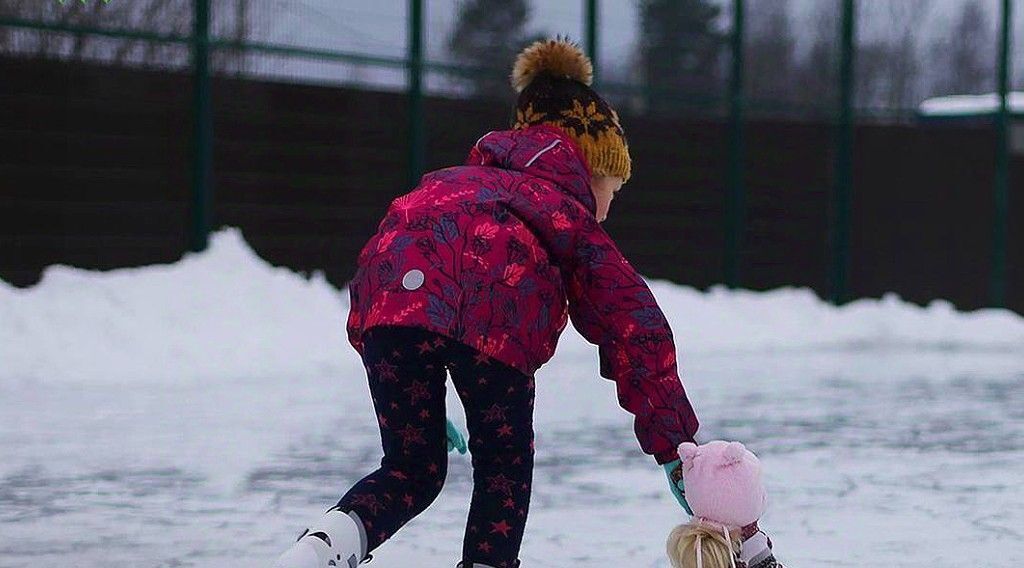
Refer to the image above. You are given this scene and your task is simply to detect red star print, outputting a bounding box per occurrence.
[377,413,388,428]
[428,462,439,474]
[391,349,402,358]
[478,377,488,385]
[485,473,516,496]
[349,494,385,515]
[496,424,513,438]
[512,456,522,465]
[503,497,516,509]
[526,378,535,390]
[417,340,434,354]
[490,520,512,537]
[374,359,398,382]
[402,494,415,508]
[474,351,490,365]
[396,423,426,448]
[418,408,430,420]
[482,404,508,423]
[507,386,515,394]
[432,337,446,348]
[388,470,409,481]
[477,541,492,554]
[391,402,399,410]
[403,380,431,405]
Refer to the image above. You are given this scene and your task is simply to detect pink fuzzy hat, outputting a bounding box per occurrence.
[678,440,767,528]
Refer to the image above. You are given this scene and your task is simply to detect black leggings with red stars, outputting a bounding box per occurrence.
[336,326,534,568]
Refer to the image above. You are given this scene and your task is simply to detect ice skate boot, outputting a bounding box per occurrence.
[274,507,367,568]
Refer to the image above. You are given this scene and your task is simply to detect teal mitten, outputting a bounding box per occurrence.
[446,419,468,454]
[663,459,693,515]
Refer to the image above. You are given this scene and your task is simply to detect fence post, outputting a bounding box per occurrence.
[724,0,746,289]
[584,0,598,80]
[407,0,425,188]
[831,0,856,305]
[189,0,213,252]
[992,0,1013,308]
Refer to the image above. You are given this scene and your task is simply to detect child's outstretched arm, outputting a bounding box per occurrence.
[486,161,699,464]
[564,223,699,464]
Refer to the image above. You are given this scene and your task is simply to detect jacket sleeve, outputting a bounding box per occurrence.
[564,223,699,464]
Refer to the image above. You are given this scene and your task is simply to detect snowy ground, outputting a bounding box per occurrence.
[2,230,1023,567]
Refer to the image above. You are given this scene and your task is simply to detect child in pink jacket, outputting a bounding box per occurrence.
[276,40,699,568]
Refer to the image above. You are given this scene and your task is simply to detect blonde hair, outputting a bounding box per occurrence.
[666,521,741,568]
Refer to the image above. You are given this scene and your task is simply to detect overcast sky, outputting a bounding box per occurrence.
[251,0,1021,92]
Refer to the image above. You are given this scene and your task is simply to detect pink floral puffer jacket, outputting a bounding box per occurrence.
[346,125,698,462]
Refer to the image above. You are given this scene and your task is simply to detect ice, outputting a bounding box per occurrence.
[1,228,1023,566]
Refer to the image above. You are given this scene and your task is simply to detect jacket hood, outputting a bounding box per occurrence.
[467,125,596,215]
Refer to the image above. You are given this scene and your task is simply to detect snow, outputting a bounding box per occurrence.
[3,228,1022,385]
[2,228,1023,566]
[0,229,360,385]
[918,92,1024,117]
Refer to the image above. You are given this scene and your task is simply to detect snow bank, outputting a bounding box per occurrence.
[0,229,358,384]
[2,228,1022,384]
[918,92,1024,116]
[651,281,1024,355]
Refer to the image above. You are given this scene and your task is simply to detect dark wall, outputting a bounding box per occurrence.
[2,58,1021,314]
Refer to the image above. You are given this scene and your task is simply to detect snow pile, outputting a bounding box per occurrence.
[0,229,358,384]
[2,228,1022,384]
[918,92,1024,116]
[651,281,1024,355]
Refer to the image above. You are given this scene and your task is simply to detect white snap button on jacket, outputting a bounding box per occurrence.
[402,269,425,290]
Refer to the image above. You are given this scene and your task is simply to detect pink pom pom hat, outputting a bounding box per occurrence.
[678,440,767,529]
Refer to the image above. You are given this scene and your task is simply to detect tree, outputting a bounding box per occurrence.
[744,0,797,114]
[0,0,251,73]
[790,1,839,117]
[447,0,543,101]
[930,0,993,96]
[637,0,724,115]
[859,0,929,114]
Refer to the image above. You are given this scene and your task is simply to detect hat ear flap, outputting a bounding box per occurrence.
[720,442,747,467]
[678,442,699,473]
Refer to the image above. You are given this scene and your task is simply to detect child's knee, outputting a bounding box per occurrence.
[385,452,448,492]
[470,435,534,468]
[471,423,534,454]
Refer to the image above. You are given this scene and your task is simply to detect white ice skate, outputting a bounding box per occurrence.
[274,507,367,568]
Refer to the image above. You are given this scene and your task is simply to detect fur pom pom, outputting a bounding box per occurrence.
[511,38,593,93]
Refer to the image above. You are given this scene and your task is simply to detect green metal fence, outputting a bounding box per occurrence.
[0,0,1017,306]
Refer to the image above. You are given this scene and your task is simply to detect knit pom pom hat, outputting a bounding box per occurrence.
[678,441,767,529]
[511,38,632,182]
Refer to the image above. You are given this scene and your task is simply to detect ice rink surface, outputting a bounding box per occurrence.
[2,230,1022,566]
